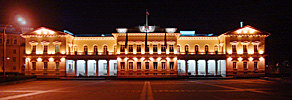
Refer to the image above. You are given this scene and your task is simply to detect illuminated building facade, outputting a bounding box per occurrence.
[21,25,270,78]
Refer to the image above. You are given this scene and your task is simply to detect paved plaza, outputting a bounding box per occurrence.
[0,79,291,100]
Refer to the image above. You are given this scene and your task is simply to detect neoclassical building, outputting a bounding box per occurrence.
[21,25,270,78]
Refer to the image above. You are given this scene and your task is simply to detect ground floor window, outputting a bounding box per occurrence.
[120,62,125,69]
[153,62,157,69]
[44,62,48,69]
[254,62,258,69]
[233,62,237,69]
[145,62,149,69]
[170,62,174,69]
[32,62,36,70]
[162,62,166,69]
[128,62,133,69]
[55,62,60,69]
[137,62,141,69]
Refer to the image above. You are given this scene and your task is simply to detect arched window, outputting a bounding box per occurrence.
[103,45,108,55]
[214,45,218,54]
[94,45,98,55]
[84,45,88,55]
[195,45,199,54]
[185,45,189,54]
[74,46,78,55]
[205,45,209,54]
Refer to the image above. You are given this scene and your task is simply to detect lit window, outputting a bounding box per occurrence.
[103,45,108,55]
[43,45,48,54]
[32,45,36,53]
[103,63,107,70]
[55,45,60,53]
[161,45,166,52]
[114,63,117,70]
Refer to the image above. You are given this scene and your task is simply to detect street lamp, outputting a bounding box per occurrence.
[2,16,26,76]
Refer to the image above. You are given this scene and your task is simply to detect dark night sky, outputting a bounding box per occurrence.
[0,0,291,65]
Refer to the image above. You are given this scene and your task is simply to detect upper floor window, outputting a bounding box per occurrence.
[177,45,180,53]
[137,62,141,69]
[145,62,149,69]
[128,45,133,52]
[120,45,125,52]
[170,62,174,69]
[161,62,166,69]
[243,45,247,53]
[103,45,108,54]
[44,45,48,54]
[243,62,248,69]
[195,45,199,54]
[6,38,9,44]
[153,45,157,52]
[145,45,149,52]
[233,62,237,69]
[169,45,174,52]
[185,45,189,54]
[232,45,237,53]
[161,45,166,52]
[128,62,133,69]
[120,62,125,69]
[32,45,36,53]
[55,45,60,53]
[137,45,141,52]
[205,45,209,54]
[254,45,258,53]
[13,38,17,44]
[84,45,88,55]
[214,45,218,54]
[94,45,98,54]
[0,38,2,44]
[153,62,158,69]
[13,49,16,54]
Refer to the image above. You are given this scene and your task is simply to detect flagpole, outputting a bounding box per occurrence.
[145,9,148,51]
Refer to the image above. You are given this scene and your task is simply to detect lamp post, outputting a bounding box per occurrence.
[2,16,26,76]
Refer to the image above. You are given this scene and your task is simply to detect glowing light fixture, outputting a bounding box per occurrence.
[61,57,66,61]
[49,57,54,61]
[37,57,42,61]
[228,57,232,61]
[116,28,127,33]
[238,57,243,61]
[259,57,264,61]
[165,28,177,33]
[141,57,145,60]
[249,57,253,61]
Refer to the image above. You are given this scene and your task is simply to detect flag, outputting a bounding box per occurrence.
[164,32,167,48]
[125,32,128,48]
[146,10,149,15]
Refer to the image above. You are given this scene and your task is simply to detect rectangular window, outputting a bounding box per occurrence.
[44,45,48,53]
[120,62,125,69]
[32,62,36,70]
[103,63,107,70]
[161,62,166,69]
[153,62,158,69]
[232,45,236,53]
[177,45,180,53]
[161,45,166,52]
[32,45,36,53]
[243,45,247,53]
[137,62,141,69]
[13,57,16,62]
[6,38,9,44]
[243,62,247,69]
[120,45,125,52]
[129,45,133,52]
[145,45,149,52]
[233,62,237,69]
[13,66,16,70]
[13,49,16,54]
[254,45,258,53]
[44,62,48,69]
[13,39,17,44]
[55,45,60,53]
[137,45,141,52]
[145,62,149,69]
[169,45,174,52]
[114,63,117,70]
[153,45,157,52]
[128,62,133,69]
[170,62,174,69]
[56,62,60,69]
[254,62,258,69]
[0,38,2,43]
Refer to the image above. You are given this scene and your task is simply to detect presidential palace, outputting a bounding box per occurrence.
[1,25,270,78]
